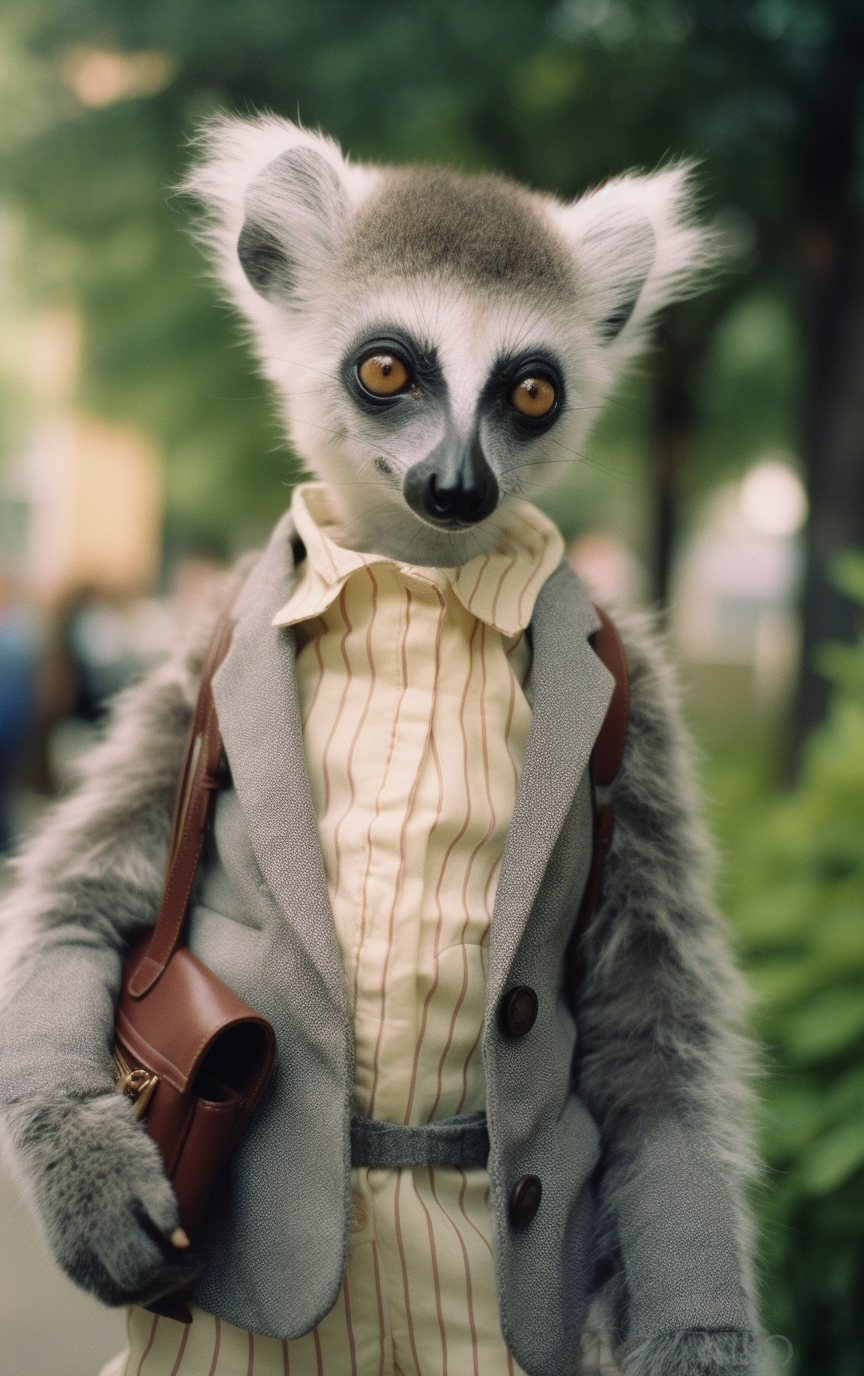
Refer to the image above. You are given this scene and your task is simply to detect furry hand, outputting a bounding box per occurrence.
[626,1329,760,1376]
[5,1091,201,1306]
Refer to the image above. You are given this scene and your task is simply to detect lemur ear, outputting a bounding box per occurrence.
[183,116,360,311]
[551,165,713,346]
[238,146,349,303]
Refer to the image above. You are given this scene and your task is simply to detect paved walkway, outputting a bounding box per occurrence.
[0,1158,124,1376]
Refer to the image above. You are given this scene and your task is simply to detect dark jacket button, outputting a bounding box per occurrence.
[500,985,538,1038]
[510,1174,542,1227]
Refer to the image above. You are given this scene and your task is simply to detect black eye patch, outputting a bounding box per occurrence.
[341,330,445,414]
[480,352,565,434]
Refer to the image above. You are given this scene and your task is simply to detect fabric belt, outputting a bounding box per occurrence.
[350,1111,490,1170]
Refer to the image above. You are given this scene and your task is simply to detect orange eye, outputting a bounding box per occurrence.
[358,353,409,396]
[511,376,556,418]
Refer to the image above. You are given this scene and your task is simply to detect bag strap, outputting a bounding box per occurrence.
[128,613,234,999]
[588,607,629,789]
[565,606,629,1001]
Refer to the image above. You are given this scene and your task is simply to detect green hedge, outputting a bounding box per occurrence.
[714,553,864,1375]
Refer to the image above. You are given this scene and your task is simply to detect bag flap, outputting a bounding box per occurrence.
[117,937,275,1098]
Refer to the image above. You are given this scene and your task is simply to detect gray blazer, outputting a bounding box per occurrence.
[0,513,759,1376]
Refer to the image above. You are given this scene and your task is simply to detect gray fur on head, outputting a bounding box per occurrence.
[184,115,719,567]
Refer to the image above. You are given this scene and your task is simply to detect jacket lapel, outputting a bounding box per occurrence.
[486,563,614,1003]
[213,524,611,1013]
[212,513,347,1010]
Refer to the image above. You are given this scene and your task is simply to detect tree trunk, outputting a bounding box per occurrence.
[792,36,864,765]
[652,322,696,610]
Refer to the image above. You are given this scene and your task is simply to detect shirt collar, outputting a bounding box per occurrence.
[272,482,564,637]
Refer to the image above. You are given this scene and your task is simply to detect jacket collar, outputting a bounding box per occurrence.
[213,515,612,1005]
[212,511,349,1012]
[486,562,613,1004]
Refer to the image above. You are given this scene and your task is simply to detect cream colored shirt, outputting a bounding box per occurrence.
[277,483,563,1128]
[121,484,575,1376]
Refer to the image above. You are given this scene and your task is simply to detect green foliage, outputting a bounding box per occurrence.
[2,0,861,547]
[711,556,864,1375]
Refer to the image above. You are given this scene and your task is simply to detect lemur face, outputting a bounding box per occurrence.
[190,119,712,564]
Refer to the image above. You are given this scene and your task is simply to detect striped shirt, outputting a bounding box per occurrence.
[119,484,576,1375]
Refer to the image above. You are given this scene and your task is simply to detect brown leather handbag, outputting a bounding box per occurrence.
[113,614,276,1242]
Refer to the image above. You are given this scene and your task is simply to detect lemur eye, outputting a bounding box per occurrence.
[358,353,410,397]
[511,376,556,418]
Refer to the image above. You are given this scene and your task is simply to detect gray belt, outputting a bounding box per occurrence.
[350,1111,489,1169]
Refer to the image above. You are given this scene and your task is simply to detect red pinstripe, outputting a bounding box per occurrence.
[412,1170,449,1376]
[394,1171,424,1376]
[371,1239,387,1376]
[465,557,490,613]
[207,1317,222,1376]
[136,1315,159,1375]
[489,555,517,629]
[301,622,327,729]
[332,566,379,903]
[168,1323,190,1376]
[319,587,355,824]
[426,615,481,1122]
[458,619,503,1112]
[343,1269,359,1376]
[402,590,448,1126]
[353,578,411,1017]
[368,584,443,1118]
[458,1169,494,1257]
[430,619,497,1121]
[429,1167,480,1376]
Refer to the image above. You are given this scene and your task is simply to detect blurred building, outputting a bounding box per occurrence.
[0,310,161,604]
[0,311,168,803]
[3,413,161,601]
[672,455,807,725]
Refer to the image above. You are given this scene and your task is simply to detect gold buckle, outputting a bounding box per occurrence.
[114,1047,159,1120]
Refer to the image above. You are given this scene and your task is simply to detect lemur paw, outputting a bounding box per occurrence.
[5,1091,201,1306]
[626,1329,761,1376]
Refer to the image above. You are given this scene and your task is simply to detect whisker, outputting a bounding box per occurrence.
[503,455,636,486]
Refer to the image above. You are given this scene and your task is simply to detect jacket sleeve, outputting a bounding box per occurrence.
[0,628,210,1107]
[574,612,760,1368]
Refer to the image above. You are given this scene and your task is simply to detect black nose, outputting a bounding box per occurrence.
[424,468,497,525]
[404,442,499,527]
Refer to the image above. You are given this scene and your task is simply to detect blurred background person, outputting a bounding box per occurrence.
[0,569,37,853]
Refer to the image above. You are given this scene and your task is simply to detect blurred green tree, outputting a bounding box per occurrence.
[1,0,863,687]
[719,551,864,1374]
[0,4,810,547]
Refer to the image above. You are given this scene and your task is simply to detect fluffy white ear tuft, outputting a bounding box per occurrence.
[550,164,717,347]
[183,114,370,310]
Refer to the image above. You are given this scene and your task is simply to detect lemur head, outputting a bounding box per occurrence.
[189,116,714,565]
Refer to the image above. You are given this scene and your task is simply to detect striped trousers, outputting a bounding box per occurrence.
[98,1167,623,1376]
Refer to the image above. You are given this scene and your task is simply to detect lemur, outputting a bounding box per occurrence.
[0,118,758,1376]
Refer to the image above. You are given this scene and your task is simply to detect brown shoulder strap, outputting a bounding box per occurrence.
[589,606,629,788]
[128,613,234,999]
[565,607,629,1000]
